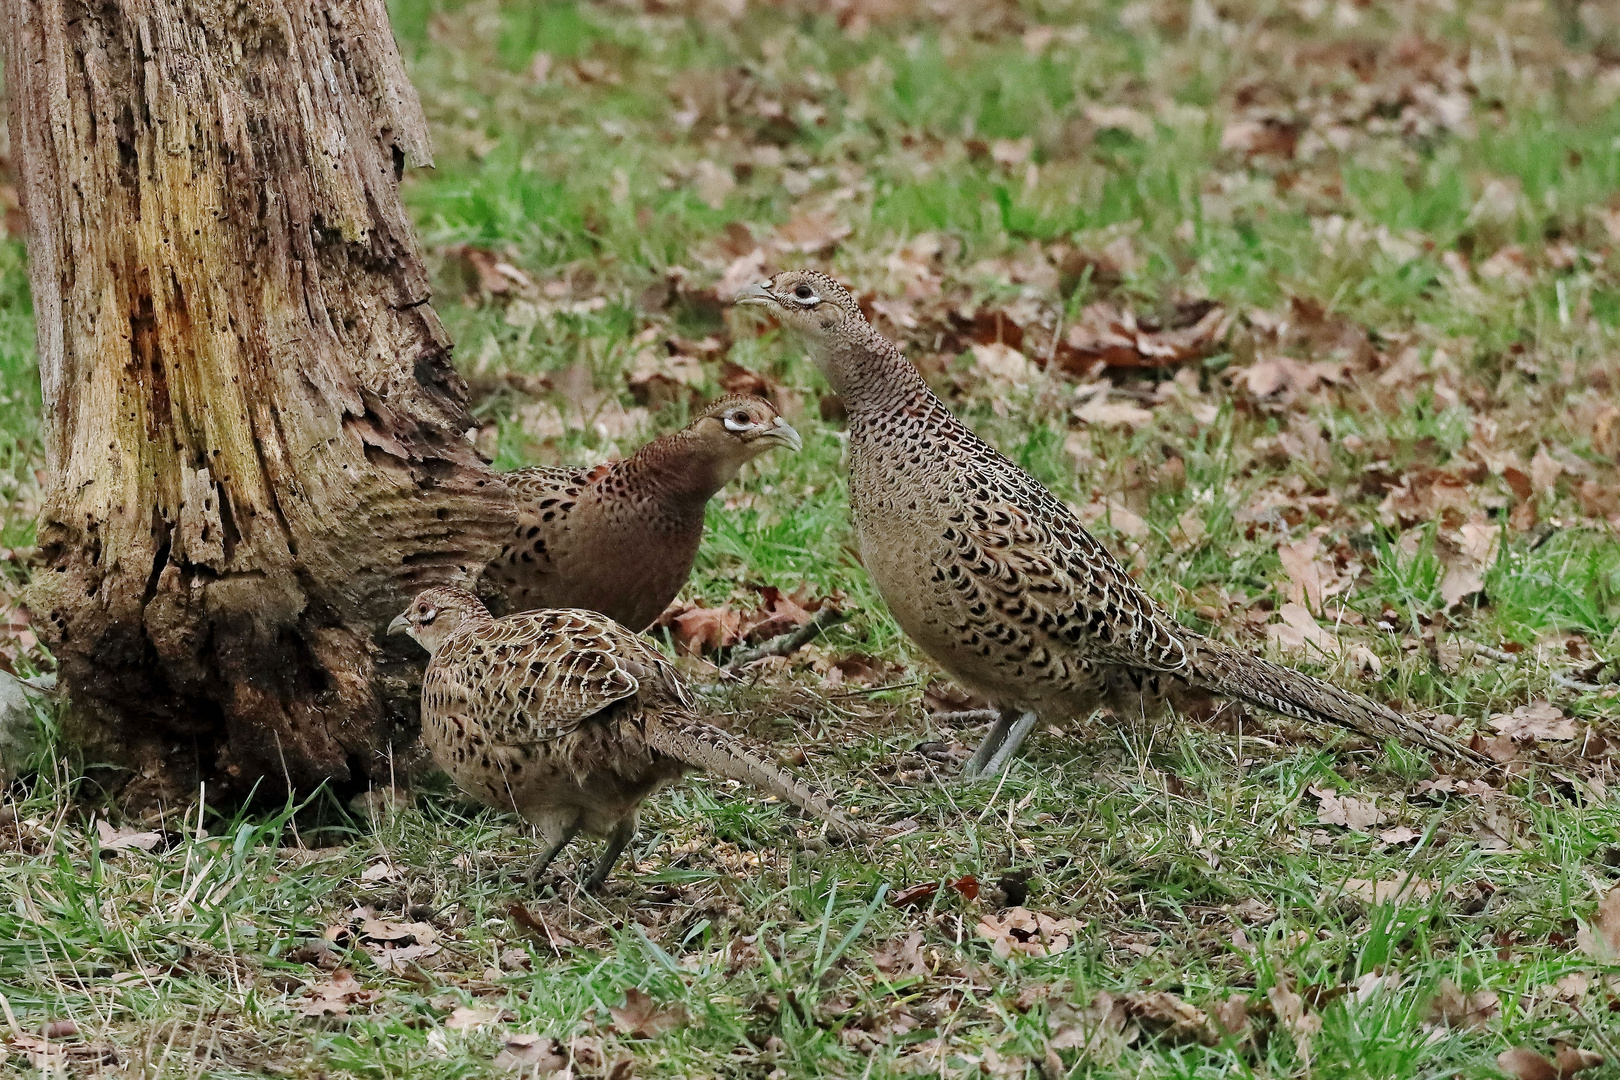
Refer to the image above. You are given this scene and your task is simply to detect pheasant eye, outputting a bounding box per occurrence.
[793,284,817,302]
[723,410,752,432]
[420,607,438,623]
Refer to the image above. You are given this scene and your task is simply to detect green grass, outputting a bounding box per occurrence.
[4,0,1620,1076]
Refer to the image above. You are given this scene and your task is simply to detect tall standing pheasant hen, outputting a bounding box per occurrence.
[391,586,864,891]
[737,271,1484,777]
[481,395,801,629]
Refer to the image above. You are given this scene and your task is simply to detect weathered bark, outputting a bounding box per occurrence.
[2,0,515,802]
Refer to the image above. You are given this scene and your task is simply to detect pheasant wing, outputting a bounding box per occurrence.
[949,467,1191,675]
[427,610,671,746]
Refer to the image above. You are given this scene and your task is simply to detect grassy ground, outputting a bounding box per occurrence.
[4,0,1620,1075]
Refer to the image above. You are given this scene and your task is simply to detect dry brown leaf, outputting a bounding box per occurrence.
[971,342,1037,386]
[1277,536,1334,611]
[1207,994,1250,1042]
[1377,826,1421,845]
[1489,701,1577,742]
[1497,1045,1606,1080]
[1498,1048,1561,1080]
[1074,397,1155,428]
[1221,117,1300,159]
[610,987,687,1039]
[1576,886,1620,962]
[1239,356,1343,401]
[94,818,164,853]
[358,920,436,946]
[715,248,768,301]
[692,159,735,209]
[494,1034,569,1073]
[663,603,746,655]
[873,931,930,978]
[626,349,704,409]
[1311,787,1389,832]
[446,1006,507,1031]
[1083,104,1154,139]
[975,907,1082,959]
[1048,991,1138,1064]
[1056,301,1228,373]
[1266,978,1322,1054]
[1342,877,1436,905]
[1077,499,1149,543]
[299,968,380,1017]
[1121,991,1219,1046]
[447,245,533,298]
[1415,775,1501,801]
[773,210,851,254]
[1422,978,1499,1029]
[1266,603,1343,660]
[717,359,778,400]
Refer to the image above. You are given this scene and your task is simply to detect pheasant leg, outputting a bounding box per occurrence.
[962,710,1038,779]
[526,825,581,886]
[584,820,637,893]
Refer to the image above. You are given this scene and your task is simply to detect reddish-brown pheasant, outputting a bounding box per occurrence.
[480,395,800,629]
[390,586,864,891]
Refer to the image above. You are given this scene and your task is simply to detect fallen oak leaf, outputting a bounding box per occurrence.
[1055,301,1228,374]
[772,210,851,254]
[1310,787,1389,832]
[610,987,687,1039]
[494,1034,569,1073]
[1497,1046,1606,1080]
[975,907,1082,959]
[446,1006,508,1031]
[1047,991,1138,1064]
[872,931,930,977]
[1121,991,1219,1046]
[888,881,940,909]
[1267,603,1343,660]
[1341,876,1436,905]
[93,818,165,853]
[1575,886,1620,962]
[298,968,380,1018]
[1421,978,1499,1030]
[665,603,745,654]
[1489,701,1578,742]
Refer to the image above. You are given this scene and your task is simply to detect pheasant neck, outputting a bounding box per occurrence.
[617,433,728,512]
[819,320,932,419]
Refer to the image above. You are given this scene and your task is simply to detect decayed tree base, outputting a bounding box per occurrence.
[3,0,515,802]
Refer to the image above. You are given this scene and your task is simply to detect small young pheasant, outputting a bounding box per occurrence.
[390,586,864,891]
[738,271,1484,777]
[480,396,801,629]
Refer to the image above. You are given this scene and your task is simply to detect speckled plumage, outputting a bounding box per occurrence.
[390,587,861,890]
[480,396,800,630]
[737,271,1484,774]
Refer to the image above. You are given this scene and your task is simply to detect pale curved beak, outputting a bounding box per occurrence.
[386,613,410,636]
[767,416,803,452]
[734,282,774,307]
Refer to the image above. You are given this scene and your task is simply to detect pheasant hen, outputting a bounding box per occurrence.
[391,586,864,890]
[738,270,1485,777]
[481,395,800,629]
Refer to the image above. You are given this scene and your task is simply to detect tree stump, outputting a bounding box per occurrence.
[1,0,515,802]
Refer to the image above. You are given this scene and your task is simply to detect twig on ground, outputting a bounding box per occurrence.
[1552,673,1608,694]
[1454,643,1614,695]
[723,607,845,672]
[929,709,1002,728]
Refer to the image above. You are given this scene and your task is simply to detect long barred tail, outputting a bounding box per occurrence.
[646,715,871,841]
[1186,637,1490,766]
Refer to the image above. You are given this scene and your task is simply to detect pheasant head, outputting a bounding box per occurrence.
[388,586,491,655]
